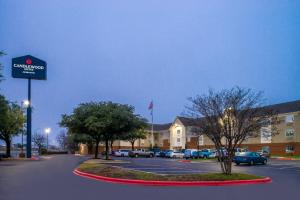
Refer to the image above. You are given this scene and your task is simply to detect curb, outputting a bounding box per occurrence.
[179,160,191,163]
[73,169,272,186]
[271,157,299,161]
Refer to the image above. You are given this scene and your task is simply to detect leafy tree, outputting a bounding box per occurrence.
[60,101,140,159]
[56,130,68,150]
[0,95,25,157]
[67,131,93,154]
[32,132,46,154]
[126,129,147,150]
[186,87,279,175]
[123,118,148,150]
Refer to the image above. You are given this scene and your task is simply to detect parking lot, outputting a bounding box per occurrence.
[108,157,300,177]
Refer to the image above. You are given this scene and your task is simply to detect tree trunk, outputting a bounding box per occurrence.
[110,140,114,153]
[105,139,109,160]
[94,141,99,159]
[5,139,11,157]
[131,141,135,151]
[88,143,93,154]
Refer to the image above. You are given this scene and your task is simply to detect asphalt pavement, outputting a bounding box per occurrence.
[0,155,299,200]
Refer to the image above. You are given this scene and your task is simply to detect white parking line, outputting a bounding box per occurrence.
[278,166,300,170]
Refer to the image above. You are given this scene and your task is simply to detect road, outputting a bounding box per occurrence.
[0,155,299,200]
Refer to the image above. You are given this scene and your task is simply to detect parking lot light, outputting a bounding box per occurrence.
[44,128,51,150]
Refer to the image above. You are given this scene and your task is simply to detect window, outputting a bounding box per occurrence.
[285,129,295,137]
[285,115,294,123]
[177,130,181,135]
[177,138,181,143]
[286,145,294,153]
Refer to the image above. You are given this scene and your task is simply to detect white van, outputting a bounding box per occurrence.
[184,149,198,159]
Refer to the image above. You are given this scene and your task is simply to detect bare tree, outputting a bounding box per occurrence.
[186,87,279,175]
[0,51,5,83]
[56,130,68,150]
[32,132,46,154]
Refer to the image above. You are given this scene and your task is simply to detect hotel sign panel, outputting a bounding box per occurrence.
[12,55,47,80]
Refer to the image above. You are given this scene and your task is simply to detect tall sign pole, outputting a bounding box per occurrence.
[12,55,47,158]
[148,100,154,148]
[27,78,32,158]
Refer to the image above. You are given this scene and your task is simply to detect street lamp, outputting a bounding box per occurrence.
[22,100,30,108]
[44,128,51,150]
[20,100,30,155]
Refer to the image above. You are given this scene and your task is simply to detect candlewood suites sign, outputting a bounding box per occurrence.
[12,55,47,80]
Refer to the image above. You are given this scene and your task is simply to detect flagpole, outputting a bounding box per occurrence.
[151,106,154,149]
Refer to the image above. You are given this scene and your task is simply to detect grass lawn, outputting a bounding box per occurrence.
[77,162,263,181]
[271,155,300,159]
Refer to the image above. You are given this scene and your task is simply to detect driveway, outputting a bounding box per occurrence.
[0,155,299,200]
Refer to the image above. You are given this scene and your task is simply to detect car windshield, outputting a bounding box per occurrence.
[238,152,253,156]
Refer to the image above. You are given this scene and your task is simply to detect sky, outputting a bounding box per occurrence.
[1,0,300,145]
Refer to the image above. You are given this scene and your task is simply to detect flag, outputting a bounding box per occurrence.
[148,100,153,110]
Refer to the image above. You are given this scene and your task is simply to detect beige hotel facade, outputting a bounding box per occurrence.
[79,100,300,156]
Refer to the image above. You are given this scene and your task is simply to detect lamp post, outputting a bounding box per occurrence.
[44,128,51,150]
[21,100,30,155]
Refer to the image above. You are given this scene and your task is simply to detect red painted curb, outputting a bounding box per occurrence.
[275,157,295,160]
[73,169,272,186]
[179,160,191,163]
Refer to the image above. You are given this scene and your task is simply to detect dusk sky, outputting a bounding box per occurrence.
[1,0,300,145]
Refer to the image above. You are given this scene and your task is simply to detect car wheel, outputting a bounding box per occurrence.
[235,162,240,165]
[173,155,176,159]
[121,154,124,157]
[263,159,267,165]
[149,154,153,158]
[249,160,254,166]
[135,154,138,158]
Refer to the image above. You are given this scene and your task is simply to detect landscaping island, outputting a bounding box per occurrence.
[74,160,271,186]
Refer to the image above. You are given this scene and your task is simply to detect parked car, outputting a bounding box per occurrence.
[257,150,270,158]
[114,149,130,157]
[101,151,115,156]
[184,149,198,159]
[216,148,228,161]
[155,151,161,157]
[128,149,154,158]
[165,150,184,158]
[233,151,267,165]
[159,150,172,158]
[235,148,247,156]
[150,148,161,157]
[198,149,216,158]
[191,150,200,158]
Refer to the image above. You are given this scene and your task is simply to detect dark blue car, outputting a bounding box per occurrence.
[233,152,267,165]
